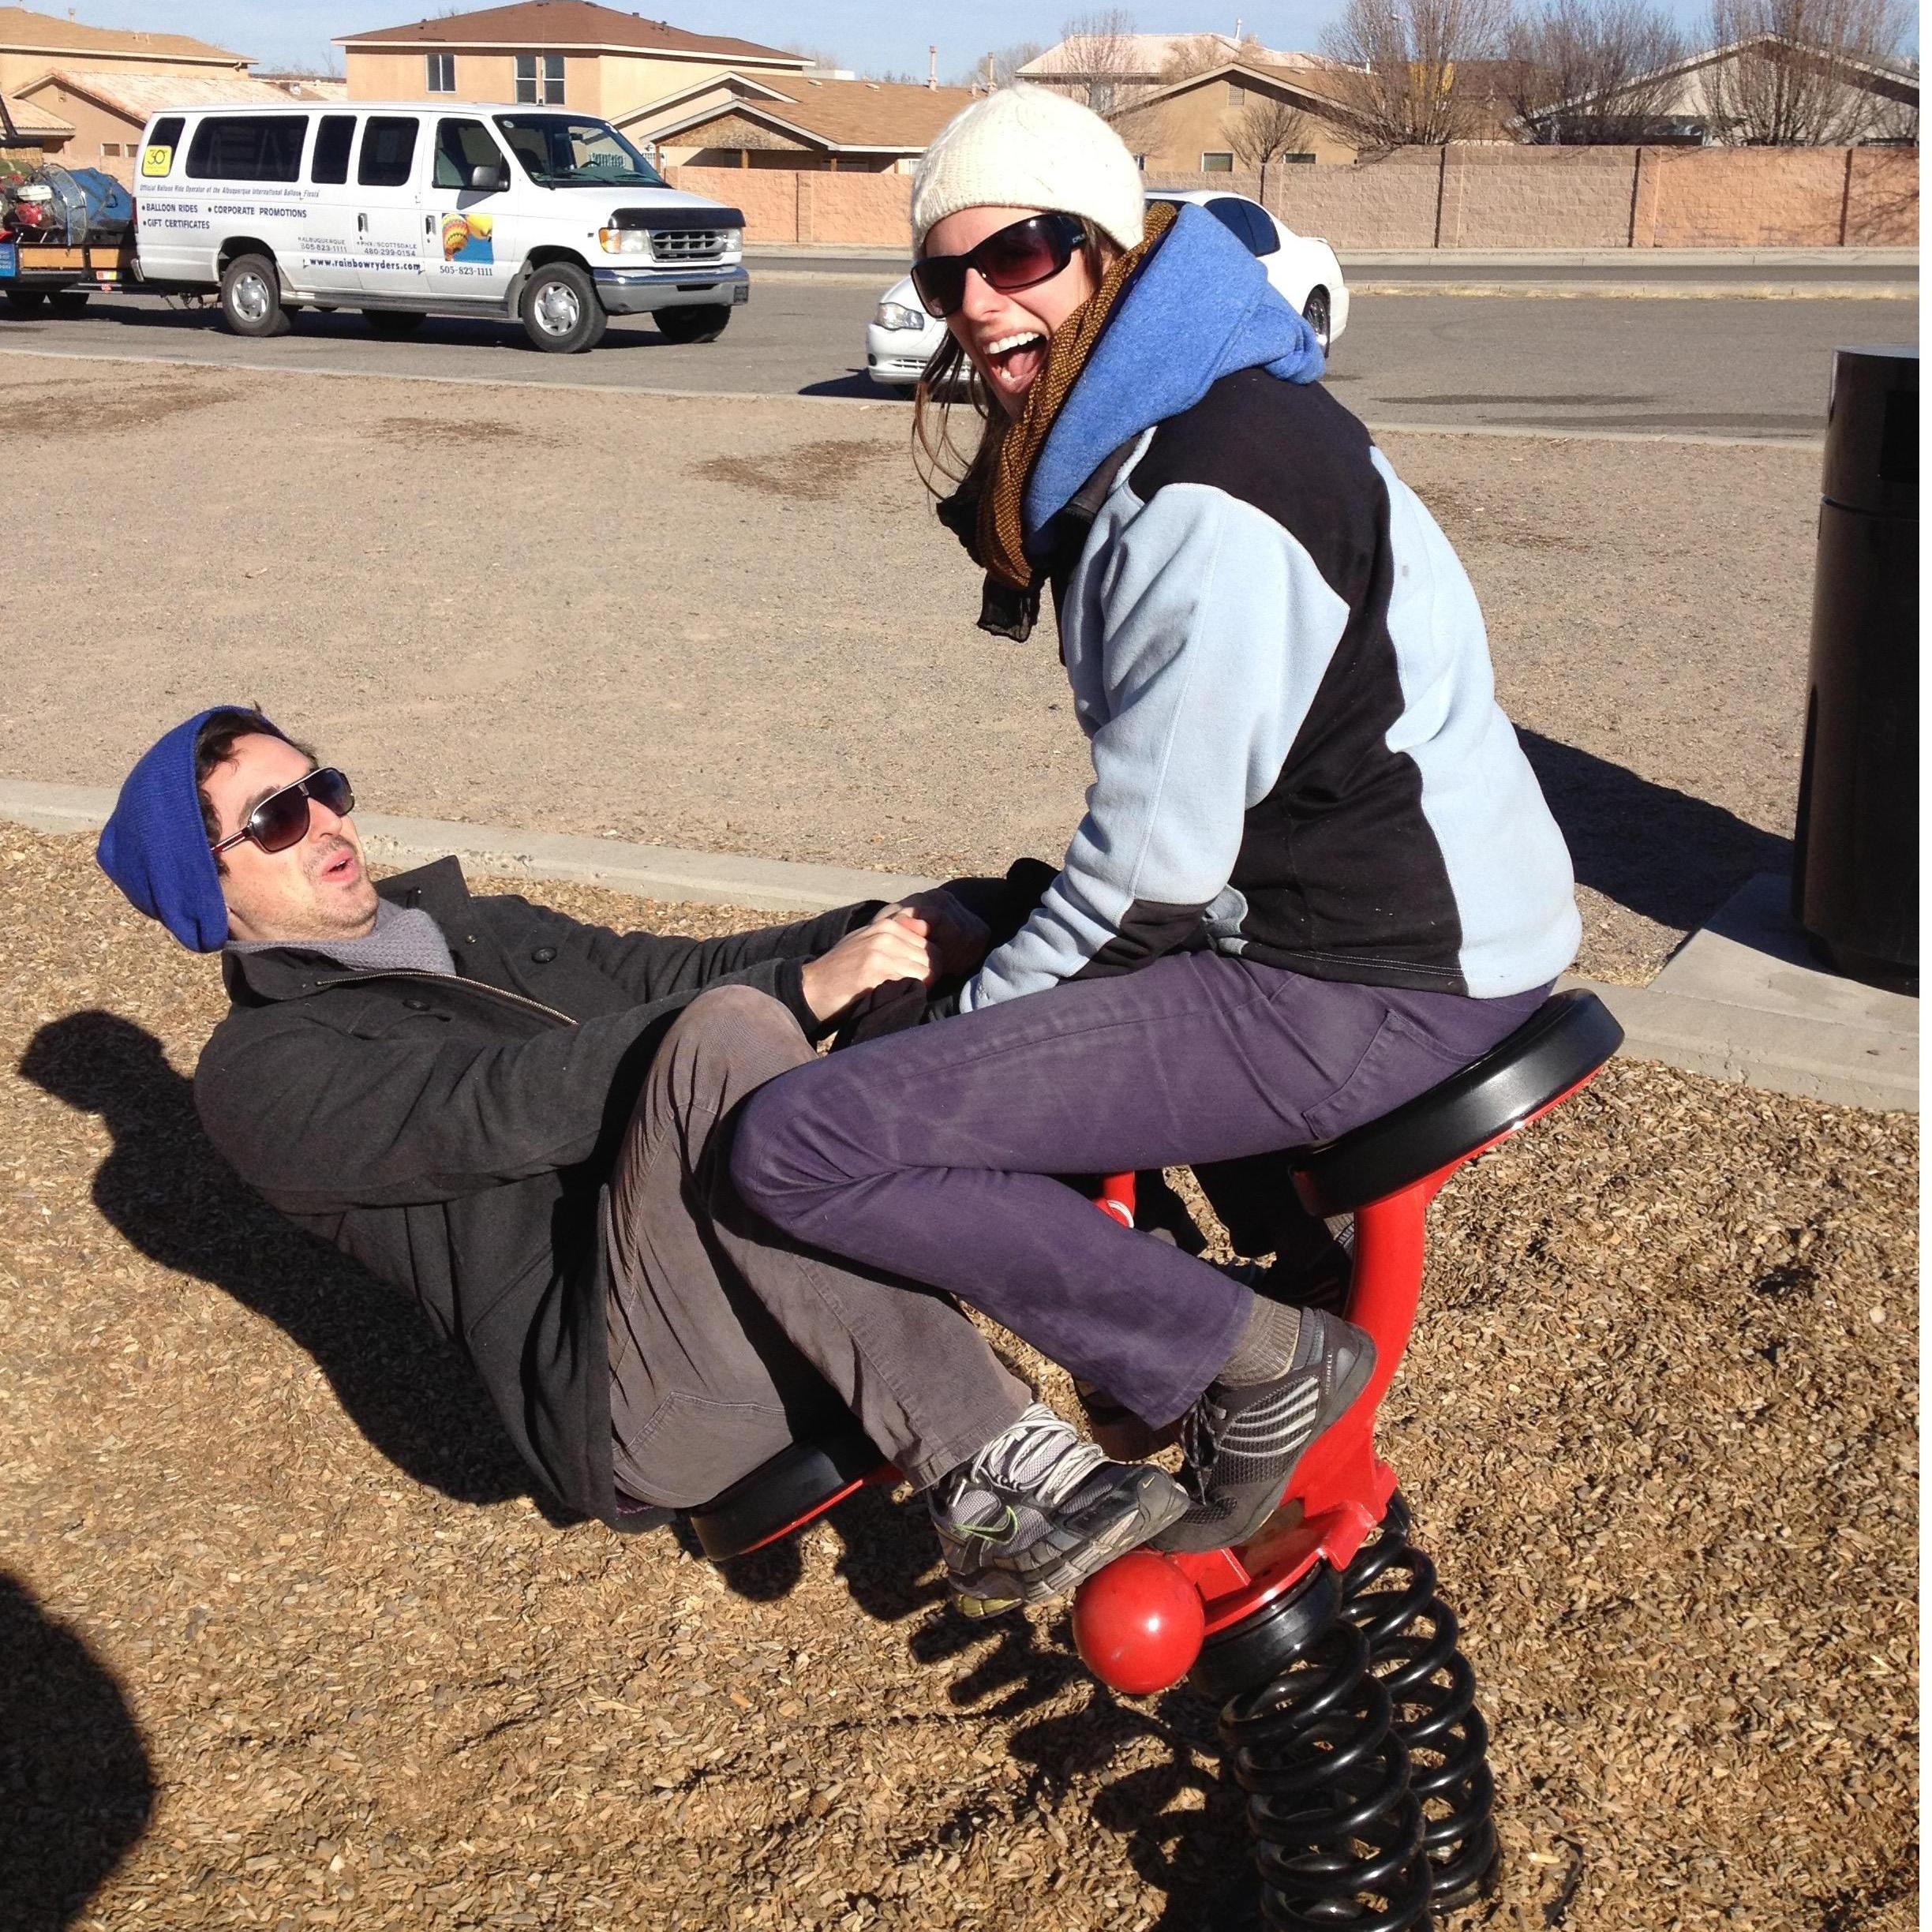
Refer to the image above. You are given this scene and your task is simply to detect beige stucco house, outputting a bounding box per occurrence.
[636,75,979,172]
[1110,61,1366,172]
[337,0,810,117]
[0,5,251,172]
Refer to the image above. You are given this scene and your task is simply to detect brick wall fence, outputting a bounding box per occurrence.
[670,146,1916,251]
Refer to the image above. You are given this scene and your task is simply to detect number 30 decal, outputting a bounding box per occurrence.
[141,145,172,177]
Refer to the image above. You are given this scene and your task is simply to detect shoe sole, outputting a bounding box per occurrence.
[1155,1334,1379,1556]
[951,1471,1189,1619]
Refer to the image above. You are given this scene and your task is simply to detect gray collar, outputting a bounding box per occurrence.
[226,897,455,977]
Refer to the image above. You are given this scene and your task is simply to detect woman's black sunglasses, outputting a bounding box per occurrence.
[911,212,1088,320]
[212,767,355,856]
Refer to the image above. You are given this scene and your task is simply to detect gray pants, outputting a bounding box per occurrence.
[604,985,1030,1510]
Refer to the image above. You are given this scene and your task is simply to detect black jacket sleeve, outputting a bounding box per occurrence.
[484,893,884,1031]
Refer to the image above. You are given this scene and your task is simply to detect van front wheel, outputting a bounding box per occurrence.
[220,254,290,339]
[655,304,732,344]
[520,262,606,354]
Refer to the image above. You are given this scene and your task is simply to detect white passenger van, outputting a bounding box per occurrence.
[133,103,747,353]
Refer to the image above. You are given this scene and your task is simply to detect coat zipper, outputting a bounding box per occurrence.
[312,968,580,1028]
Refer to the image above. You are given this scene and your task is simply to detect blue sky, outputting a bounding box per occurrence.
[57,0,1886,86]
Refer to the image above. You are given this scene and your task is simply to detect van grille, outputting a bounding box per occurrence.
[649,228,728,263]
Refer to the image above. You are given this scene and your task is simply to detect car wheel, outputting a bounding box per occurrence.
[49,288,88,313]
[364,309,425,338]
[655,303,732,344]
[3,287,47,312]
[220,253,290,338]
[519,261,606,354]
[1302,288,1331,356]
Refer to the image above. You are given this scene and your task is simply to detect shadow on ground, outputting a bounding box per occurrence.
[17,1010,553,1517]
[1519,730,1789,940]
[0,1571,154,1932]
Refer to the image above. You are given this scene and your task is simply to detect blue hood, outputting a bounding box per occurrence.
[97,706,288,952]
[1024,202,1324,546]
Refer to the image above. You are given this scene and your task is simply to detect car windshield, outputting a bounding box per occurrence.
[493,114,664,187]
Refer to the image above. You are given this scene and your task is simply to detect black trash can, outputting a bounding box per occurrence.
[1791,344,1918,992]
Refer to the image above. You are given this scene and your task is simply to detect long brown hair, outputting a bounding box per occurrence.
[908,216,1114,506]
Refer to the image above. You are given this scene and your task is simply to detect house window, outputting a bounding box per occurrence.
[515,53,565,103]
[1282,151,1316,164]
[1227,81,1245,105]
[426,53,455,92]
[1130,152,1148,168]
[1201,151,1234,171]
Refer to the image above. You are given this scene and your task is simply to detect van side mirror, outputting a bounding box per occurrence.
[470,163,509,192]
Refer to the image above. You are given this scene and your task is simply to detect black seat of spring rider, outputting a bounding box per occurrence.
[687,1422,886,1563]
[1291,988,1624,1217]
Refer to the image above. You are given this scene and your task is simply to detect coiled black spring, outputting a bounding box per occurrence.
[1341,1495,1500,1913]
[1218,1614,1434,1931]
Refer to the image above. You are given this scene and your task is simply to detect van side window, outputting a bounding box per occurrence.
[141,114,184,178]
[432,118,503,189]
[358,116,419,189]
[311,114,355,185]
[185,116,305,183]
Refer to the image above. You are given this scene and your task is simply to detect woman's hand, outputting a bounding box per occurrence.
[800,907,936,1022]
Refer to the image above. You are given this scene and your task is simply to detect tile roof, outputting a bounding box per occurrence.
[339,2,804,66]
[23,69,308,119]
[0,88,72,137]
[722,77,979,151]
[0,6,246,65]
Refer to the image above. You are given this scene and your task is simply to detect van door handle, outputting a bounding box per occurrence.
[425,215,435,237]
[357,213,367,233]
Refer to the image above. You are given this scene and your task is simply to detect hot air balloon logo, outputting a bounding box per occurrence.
[440,212,494,263]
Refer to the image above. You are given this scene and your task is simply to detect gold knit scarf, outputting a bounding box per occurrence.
[975,197,1179,591]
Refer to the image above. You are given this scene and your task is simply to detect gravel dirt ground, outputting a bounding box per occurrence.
[2,826,1915,1932]
[0,358,1817,984]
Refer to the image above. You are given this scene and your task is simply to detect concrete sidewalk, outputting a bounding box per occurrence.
[6,779,1912,1114]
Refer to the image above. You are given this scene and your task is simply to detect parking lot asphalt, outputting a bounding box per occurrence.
[0,282,1912,438]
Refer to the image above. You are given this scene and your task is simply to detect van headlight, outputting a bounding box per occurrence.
[874,301,925,331]
[598,227,651,254]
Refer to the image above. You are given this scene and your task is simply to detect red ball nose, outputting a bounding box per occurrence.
[1073,1549,1206,1696]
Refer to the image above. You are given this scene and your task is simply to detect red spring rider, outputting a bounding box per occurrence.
[1072,989,1623,1931]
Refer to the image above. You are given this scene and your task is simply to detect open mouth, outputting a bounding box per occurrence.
[980,331,1046,397]
[317,846,359,887]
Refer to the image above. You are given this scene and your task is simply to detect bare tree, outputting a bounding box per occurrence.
[1057,9,1154,120]
[1227,92,1316,199]
[1320,0,1512,147]
[1163,33,1249,80]
[1503,0,1687,142]
[1704,0,1915,142]
[960,41,1046,88]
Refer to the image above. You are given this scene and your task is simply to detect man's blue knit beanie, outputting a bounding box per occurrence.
[96,707,288,952]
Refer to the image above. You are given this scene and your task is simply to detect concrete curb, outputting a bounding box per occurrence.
[4,782,1911,1113]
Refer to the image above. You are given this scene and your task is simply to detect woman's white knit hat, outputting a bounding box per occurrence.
[910,83,1145,253]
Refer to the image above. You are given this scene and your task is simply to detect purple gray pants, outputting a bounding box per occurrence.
[731,951,1548,1428]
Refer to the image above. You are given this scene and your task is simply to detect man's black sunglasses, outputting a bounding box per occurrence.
[212,767,355,856]
[911,212,1088,320]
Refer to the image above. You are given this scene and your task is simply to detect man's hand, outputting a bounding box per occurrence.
[800,907,936,1023]
[881,889,993,981]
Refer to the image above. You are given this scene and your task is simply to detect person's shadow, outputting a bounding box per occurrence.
[18,1010,549,1515]
[0,1571,155,1931]
[1517,730,1791,939]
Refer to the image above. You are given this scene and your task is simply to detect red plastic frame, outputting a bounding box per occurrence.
[1094,1067,1607,1645]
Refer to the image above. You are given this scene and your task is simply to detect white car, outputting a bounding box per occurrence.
[864,188,1348,391]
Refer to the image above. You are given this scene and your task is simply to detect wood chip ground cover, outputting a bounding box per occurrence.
[0,827,1915,1932]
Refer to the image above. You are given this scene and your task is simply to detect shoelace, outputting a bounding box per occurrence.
[1177,1394,1230,1507]
[962,1404,1108,1513]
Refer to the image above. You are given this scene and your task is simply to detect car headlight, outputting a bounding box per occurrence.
[597,227,651,254]
[873,301,926,331]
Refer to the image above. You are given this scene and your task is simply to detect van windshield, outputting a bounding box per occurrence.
[493,114,665,188]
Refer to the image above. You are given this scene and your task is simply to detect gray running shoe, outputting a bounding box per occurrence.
[1155,1308,1377,1555]
[928,1403,1189,1618]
